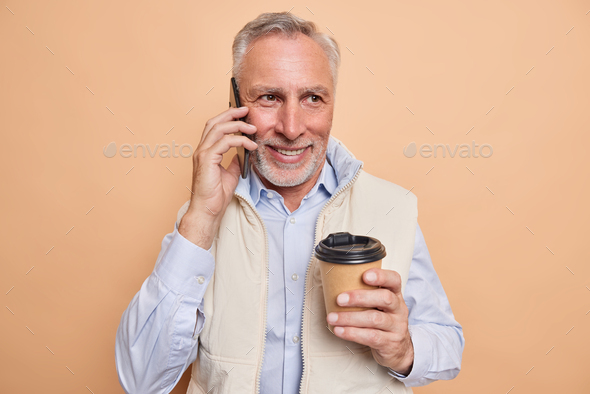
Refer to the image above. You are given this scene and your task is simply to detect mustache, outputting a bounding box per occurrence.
[252,135,315,148]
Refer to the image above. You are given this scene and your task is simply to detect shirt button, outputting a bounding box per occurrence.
[292,336,300,343]
[195,276,205,284]
[289,217,296,224]
[291,273,299,281]
[267,192,273,199]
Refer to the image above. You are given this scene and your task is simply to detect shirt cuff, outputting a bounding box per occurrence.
[386,325,433,386]
[154,228,215,300]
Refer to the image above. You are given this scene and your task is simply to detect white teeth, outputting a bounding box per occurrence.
[275,147,306,156]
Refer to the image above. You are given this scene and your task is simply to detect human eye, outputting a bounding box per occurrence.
[306,95,322,104]
[261,94,277,102]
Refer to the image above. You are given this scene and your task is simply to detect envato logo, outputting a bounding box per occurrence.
[403,141,493,158]
[103,141,193,158]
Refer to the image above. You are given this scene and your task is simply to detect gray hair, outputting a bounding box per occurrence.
[232,12,341,92]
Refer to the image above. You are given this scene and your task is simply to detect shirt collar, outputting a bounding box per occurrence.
[248,159,338,206]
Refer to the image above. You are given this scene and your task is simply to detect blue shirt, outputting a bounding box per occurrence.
[115,145,464,393]
[251,160,338,393]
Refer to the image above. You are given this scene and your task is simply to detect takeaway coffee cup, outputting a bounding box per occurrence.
[315,232,387,331]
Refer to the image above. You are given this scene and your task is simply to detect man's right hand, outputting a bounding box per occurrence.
[178,106,258,250]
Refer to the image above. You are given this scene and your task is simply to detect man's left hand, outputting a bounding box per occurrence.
[326,268,414,376]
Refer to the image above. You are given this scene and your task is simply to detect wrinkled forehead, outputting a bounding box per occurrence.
[240,33,334,93]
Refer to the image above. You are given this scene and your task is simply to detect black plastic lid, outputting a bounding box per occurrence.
[314,232,386,264]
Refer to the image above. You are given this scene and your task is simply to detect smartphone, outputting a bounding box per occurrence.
[229,77,252,179]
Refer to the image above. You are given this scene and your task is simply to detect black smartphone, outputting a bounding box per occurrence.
[229,77,252,179]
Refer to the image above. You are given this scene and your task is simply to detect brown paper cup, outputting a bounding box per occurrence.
[319,259,382,332]
[314,232,387,333]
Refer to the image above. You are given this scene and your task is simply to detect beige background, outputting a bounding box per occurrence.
[1,0,589,393]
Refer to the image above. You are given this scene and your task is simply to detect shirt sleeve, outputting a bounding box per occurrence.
[386,223,465,387]
[115,221,215,394]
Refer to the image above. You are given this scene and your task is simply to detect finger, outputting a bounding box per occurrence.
[363,268,402,296]
[332,326,389,350]
[201,106,250,143]
[200,134,258,165]
[327,309,393,331]
[225,153,241,179]
[336,288,399,313]
[200,120,257,151]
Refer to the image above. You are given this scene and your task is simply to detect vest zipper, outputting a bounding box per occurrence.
[233,192,269,394]
[298,164,364,394]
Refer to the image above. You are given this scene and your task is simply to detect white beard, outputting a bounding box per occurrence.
[251,136,328,187]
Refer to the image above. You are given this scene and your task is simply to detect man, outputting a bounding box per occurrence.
[116,12,464,394]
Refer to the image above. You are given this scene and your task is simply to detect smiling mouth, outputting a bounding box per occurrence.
[270,146,309,156]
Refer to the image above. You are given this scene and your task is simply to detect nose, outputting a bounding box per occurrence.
[275,99,306,140]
